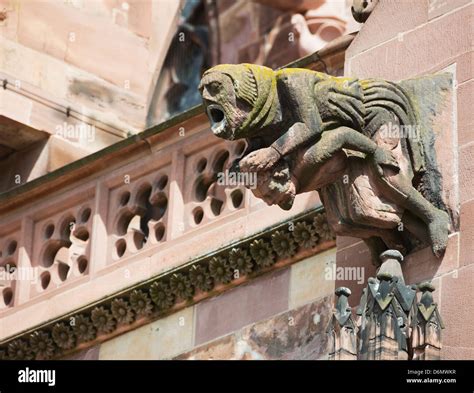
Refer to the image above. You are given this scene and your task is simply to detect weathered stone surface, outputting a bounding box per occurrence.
[460,200,474,267]
[178,296,333,360]
[195,269,290,345]
[64,345,100,360]
[176,335,237,360]
[335,241,375,303]
[441,264,474,349]
[428,0,472,20]
[330,251,444,360]
[460,142,474,204]
[458,80,474,146]
[98,307,194,360]
[289,248,336,309]
[240,295,332,360]
[327,287,357,360]
[347,5,472,80]
[403,234,459,285]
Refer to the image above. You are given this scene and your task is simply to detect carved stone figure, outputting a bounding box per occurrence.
[198,64,450,264]
[351,0,379,23]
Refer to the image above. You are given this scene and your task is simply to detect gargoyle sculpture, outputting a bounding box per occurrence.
[198,64,450,264]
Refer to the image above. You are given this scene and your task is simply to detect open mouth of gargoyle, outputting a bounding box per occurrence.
[206,104,227,137]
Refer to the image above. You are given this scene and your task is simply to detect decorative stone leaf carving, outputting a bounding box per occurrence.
[52,322,75,350]
[249,239,275,268]
[29,331,55,360]
[91,306,116,334]
[72,314,96,343]
[229,248,254,275]
[129,289,154,317]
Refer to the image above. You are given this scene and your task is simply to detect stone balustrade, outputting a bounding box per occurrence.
[0,105,330,347]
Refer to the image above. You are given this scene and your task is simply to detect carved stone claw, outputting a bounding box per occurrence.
[372,147,400,174]
[239,146,281,174]
[428,209,449,258]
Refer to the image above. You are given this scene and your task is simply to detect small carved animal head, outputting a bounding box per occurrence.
[199,64,278,140]
[351,0,378,23]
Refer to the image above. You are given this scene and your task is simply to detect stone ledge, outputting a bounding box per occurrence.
[0,207,335,360]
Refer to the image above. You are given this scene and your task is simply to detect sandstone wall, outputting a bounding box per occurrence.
[66,249,337,360]
[340,0,473,360]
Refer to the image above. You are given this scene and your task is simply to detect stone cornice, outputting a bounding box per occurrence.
[0,207,335,360]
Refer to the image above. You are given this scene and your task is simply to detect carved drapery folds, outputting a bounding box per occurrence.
[328,250,444,360]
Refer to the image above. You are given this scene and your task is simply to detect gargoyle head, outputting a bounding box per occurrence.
[351,0,378,23]
[199,64,278,140]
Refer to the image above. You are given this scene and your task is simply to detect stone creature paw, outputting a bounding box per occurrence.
[239,147,281,173]
[372,147,400,175]
[429,209,450,258]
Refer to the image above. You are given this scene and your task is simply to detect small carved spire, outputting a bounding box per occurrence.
[411,282,444,360]
[329,250,444,361]
[327,287,357,360]
[358,250,415,360]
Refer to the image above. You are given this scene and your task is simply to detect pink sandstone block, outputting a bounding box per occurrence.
[428,0,472,20]
[335,241,376,304]
[119,1,153,39]
[460,200,474,267]
[347,0,428,60]
[441,345,474,360]
[64,345,100,360]
[460,142,474,204]
[458,80,474,147]
[441,264,474,350]
[403,234,459,285]
[335,236,361,251]
[194,268,290,345]
[17,1,151,95]
[347,4,473,80]
[454,51,474,84]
